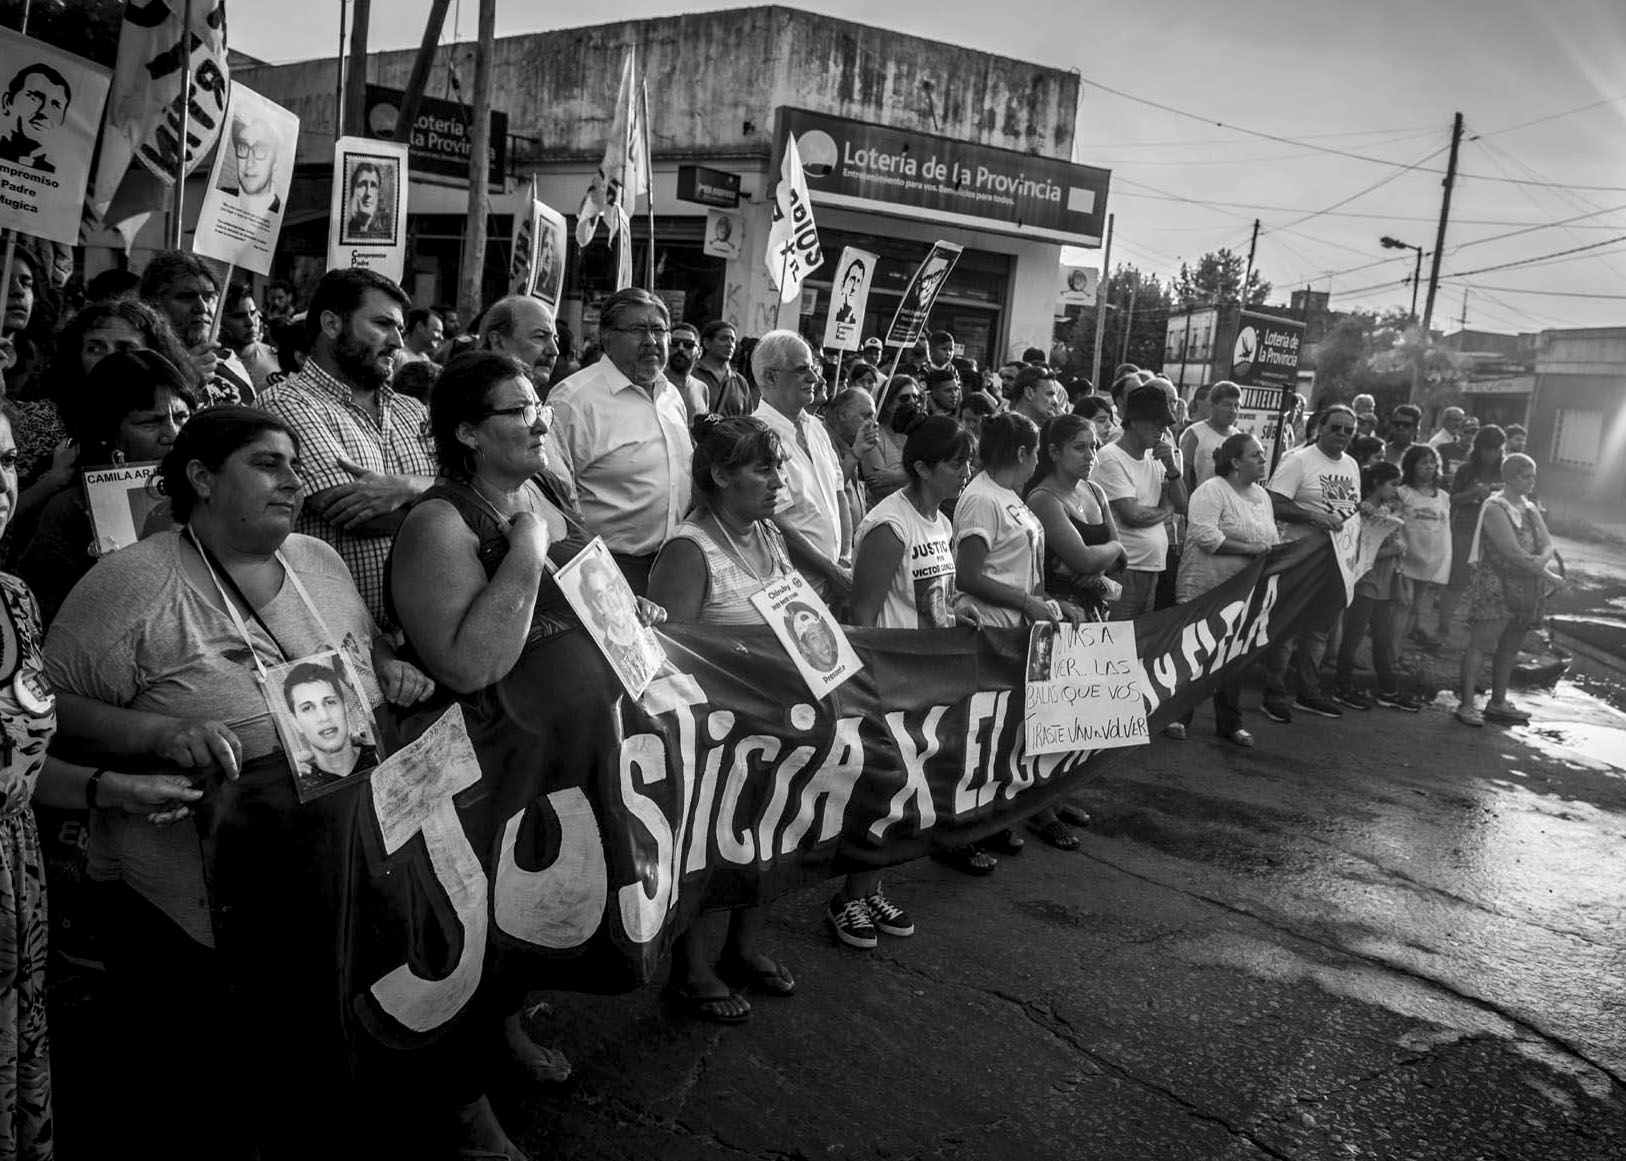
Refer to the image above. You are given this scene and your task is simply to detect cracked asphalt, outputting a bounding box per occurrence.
[502,652,1626,1159]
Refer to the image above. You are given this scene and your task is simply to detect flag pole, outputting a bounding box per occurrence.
[640,79,653,292]
[0,1,34,327]
[206,263,234,345]
[169,0,194,249]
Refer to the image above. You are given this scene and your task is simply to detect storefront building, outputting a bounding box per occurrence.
[175,7,1103,367]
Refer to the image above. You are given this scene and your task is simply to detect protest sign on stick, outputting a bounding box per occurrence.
[0,27,110,247]
[821,246,878,353]
[193,84,298,276]
[329,136,409,283]
[1024,620,1149,756]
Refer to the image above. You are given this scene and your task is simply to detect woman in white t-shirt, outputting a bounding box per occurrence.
[834,415,975,941]
[953,413,1087,854]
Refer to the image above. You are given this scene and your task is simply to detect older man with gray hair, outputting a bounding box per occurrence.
[752,329,852,601]
[480,294,561,389]
[547,287,692,593]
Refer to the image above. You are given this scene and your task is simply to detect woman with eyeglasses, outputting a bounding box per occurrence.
[386,353,665,1141]
[859,375,920,504]
[694,320,757,417]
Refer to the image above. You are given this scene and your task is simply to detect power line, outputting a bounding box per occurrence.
[1443,234,1626,279]
[1082,75,1626,192]
[1477,93,1626,137]
[1460,283,1626,300]
[1109,188,1626,229]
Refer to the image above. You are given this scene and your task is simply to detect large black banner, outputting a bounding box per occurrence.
[200,536,1337,1093]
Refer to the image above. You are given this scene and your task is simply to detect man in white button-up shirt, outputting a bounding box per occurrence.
[750,329,851,603]
[546,288,693,594]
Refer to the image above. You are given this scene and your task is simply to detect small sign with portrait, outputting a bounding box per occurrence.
[264,649,383,803]
[82,462,165,555]
[192,82,299,275]
[750,571,861,699]
[554,537,665,700]
[328,135,409,282]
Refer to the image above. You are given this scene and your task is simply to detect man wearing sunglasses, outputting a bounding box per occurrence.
[1260,403,1361,723]
[664,321,708,422]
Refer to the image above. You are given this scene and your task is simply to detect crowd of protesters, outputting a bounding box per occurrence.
[0,235,1566,1159]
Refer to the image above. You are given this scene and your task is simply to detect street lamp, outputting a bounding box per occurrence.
[1380,236,1424,322]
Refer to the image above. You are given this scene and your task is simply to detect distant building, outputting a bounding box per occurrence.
[1162,302,1304,397]
[1526,327,1626,505]
[1443,328,1538,433]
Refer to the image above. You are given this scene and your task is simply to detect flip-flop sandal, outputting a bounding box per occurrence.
[1026,817,1081,851]
[716,953,797,997]
[1057,802,1092,827]
[979,828,1025,855]
[932,844,998,876]
[661,983,751,1024]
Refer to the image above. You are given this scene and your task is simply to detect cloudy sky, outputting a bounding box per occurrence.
[235,0,1626,333]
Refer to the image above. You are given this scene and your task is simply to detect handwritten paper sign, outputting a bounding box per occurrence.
[82,462,162,555]
[1330,509,1404,604]
[750,570,861,698]
[1024,620,1149,756]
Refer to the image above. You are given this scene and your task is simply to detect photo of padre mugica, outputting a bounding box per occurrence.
[340,154,398,245]
[0,61,71,173]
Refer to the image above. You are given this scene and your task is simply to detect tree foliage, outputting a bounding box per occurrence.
[1174,248,1271,309]
[1308,309,1464,422]
[1057,263,1175,381]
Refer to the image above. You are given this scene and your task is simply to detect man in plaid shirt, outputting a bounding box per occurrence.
[257,269,436,623]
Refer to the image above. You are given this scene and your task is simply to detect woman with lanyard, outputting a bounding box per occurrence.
[693,321,757,417]
[646,415,800,1023]
[836,414,976,947]
[952,412,1087,860]
[44,406,435,1158]
[388,353,666,1130]
[859,375,921,504]
[1455,452,1562,728]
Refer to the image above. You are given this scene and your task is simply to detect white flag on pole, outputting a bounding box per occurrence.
[576,50,646,247]
[765,134,822,304]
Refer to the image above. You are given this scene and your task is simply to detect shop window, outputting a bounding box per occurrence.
[1551,408,1603,469]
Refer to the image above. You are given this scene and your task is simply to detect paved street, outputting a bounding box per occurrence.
[506,541,1626,1160]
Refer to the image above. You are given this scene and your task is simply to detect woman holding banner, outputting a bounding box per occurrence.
[19,350,195,624]
[1172,433,1279,746]
[952,412,1086,856]
[647,414,800,1021]
[389,352,666,1102]
[43,406,433,1158]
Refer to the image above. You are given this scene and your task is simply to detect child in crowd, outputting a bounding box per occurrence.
[1394,444,1451,654]
[1334,461,1418,711]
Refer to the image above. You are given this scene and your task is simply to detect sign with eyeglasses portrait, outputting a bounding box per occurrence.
[193,83,299,275]
[328,135,409,283]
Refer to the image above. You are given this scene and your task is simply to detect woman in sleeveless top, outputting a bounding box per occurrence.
[389,354,666,1157]
[646,416,797,1024]
[1025,414,1127,622]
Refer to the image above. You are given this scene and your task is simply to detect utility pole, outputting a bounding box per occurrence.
[1240,218,1260,305]
[334,1,346,146]
[343,0,370,136]
[1422,112,1464,337]
[456,0,495,323]
[1459,289,1469,334]
[394,0,453,147]
[1089,212,1114,390]
[1119,278,1137,367]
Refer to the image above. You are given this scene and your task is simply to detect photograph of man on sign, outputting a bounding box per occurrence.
[217,106,283,215]
[269,654,380,800]
[834,256,866,324]
[341,157,395,244]
[0,61,70,172]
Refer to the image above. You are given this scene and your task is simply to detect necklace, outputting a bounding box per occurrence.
[710,510,769,583]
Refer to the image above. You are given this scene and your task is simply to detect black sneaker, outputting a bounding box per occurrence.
[862,890,915,938]
[1334,686,1373,711]
[1261,699,1293,724]
[1294,693,1344,719]
[827,895,878,949]
[1373,688,1420,712]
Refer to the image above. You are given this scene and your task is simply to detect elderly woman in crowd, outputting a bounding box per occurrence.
[388,352,668,1107]
[1455,452,1560,728]
[19,351,195,623]
[647,414,799,1022]
[1436,424,1506,639]
[43,406,433,1158]
[1171,433,1278,746]
[860,375,921,504]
